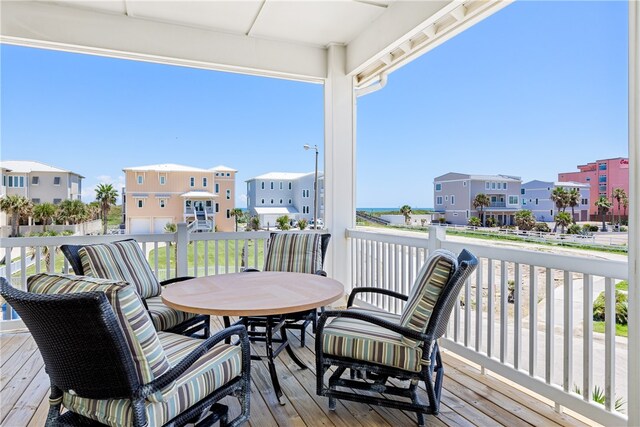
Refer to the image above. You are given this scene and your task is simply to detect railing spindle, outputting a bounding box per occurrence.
[563,270,573,393]
[583,274,593,401]
[529,265,538,377]
[604,277,615,411]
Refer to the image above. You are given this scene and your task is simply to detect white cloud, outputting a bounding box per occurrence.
[82,175,126,204]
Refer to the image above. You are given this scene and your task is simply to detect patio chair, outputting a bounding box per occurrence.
[315,248,478,427]
[61,239,210,338]
[0,274,250,427]
[236,232,331,347]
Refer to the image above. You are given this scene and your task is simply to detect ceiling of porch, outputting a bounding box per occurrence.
[1,0,511,84]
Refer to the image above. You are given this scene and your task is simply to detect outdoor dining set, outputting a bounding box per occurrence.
[0,232,477,427]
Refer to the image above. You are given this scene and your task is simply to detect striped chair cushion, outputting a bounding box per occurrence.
[399,250,457,347]
[63,332,243,427]
[322,307,423,372]
[79,240,162,299]
[27,273,171,403]
[146,296,198,332]
[263,233,323,274]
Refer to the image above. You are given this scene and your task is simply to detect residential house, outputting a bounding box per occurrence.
[246,172,324,227]
[122,163,237,234]
[558,157,629,218]
[433,173,522,226]
[0,166,9,228]
[521,180,590,222]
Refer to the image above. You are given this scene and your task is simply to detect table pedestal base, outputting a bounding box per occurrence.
[225,315,307,405]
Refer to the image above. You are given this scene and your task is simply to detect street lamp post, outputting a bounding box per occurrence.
[303,144,319,229]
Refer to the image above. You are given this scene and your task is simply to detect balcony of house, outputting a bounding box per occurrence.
[0,227,628,426]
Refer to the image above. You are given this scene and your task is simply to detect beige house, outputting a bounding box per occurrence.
[122,163,237,234]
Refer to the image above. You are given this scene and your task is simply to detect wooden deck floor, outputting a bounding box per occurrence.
[1,319,590,427]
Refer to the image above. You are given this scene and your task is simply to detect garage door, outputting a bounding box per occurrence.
[129,218,151,234]
[153,217,173,234]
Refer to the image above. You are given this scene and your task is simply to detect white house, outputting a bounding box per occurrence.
[521,180,590,222]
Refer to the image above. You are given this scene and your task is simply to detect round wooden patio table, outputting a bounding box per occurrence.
[162,271,344,404]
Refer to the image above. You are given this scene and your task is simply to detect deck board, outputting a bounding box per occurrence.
[0,326,589,427]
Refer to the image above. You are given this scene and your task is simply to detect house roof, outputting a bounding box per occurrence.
[124,163,209,172]
[0,160,84,178]
[246,171,325,182]
[210,165,237,172]
[180,191,218,198]
[434,172,521,182]
[254,207,299,215]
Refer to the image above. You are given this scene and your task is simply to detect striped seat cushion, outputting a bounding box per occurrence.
[146,296,198,332]
[27,273,171,403]
[322,306,423,372]
[78,240,162,299]
[63,332,243,427]
[399,250,457,347]
[263,233,323,273]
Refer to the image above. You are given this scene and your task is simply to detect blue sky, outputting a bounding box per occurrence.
[0,1,628,209]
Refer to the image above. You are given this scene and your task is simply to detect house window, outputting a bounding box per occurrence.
[185,200,192,209]
[270,182,274,189]
[582,198,588,205]
[190,177,195,187]
[206,200,212,208]
[288,182,292,190]
[535,198,539,205]
[599,175,607,183]
[504,183,508,190]
[261,182,265,190]
[445,195,449,202]
[226,190,231,200]
[159,199,166,208]
[215,183,219,193]
[491,182,496,189]
[586,177,591,182]
[521,188,525,194]
[215,203,219,213]
[463,181,467,187]
[485,182,490,190]
[54,176,61,186]
[279,182,283,190]
[599,185,607,192]
[435,183,442,191]
[550,210,554,216]
[203,177,208,187]
[226,209,231,219]
[303,189,310,198]
[53,198,62,205]
[509,196,519,204]
[31,176,39,185]
[450,195,455,205]
[288,199,292,204]
[226,173,230,177]
[215,173,219,176]
[279,199,283,204]
[32,198,40,204]
[137,199,144,208]
[522,199,527,205]
[136,175,143,185]
[599,163,607,170]
[261,198,265,204]
[436,196,443,205]
[159,175,166,185]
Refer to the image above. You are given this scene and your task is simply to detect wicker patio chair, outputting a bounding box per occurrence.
[235,232,331,347]
[315,248,478,427]
[61,239,210,338]
[0,275,250,427]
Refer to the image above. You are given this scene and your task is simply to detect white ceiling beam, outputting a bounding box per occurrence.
[0,1,326,83]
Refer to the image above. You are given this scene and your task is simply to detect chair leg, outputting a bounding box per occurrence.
[131,398,147,427]
[45,385,63,427]
[299,323,306,348]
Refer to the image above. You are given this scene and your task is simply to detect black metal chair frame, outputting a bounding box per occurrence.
[61,241,210,338]
[315,249,478,427]
[0,278,250,427]
[239,232,331,348]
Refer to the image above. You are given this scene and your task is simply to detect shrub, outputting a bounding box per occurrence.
[567,224,581,234]
[468,217,481,227]
[276,215,290,230]
[583,224,599,232]
[297,218,308,230]
[515,209,536,230]
[593,290,628,324]
[533,222,550,233]
[485,217,496,227]
[438,217,446,224]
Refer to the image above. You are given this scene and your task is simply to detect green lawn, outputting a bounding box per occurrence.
[593,321,628,337]
[11,253,68,278]
[148,239,265,279]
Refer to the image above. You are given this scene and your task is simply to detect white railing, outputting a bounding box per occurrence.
[0,225,272,329]
[346,227,628,426]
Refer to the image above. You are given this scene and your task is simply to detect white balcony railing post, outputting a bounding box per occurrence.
[428,225,445,254]
[176,222,189,277]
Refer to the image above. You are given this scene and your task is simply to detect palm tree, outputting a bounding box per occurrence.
[550,187,568,231]
[595,196,612,232]
[56,199,87,225]
[399,205,412,225]
[472,194,490,227]
[622,196,629,223]
[515,209,536,231]
[230,208,243,232]
[554,212,572,234]
[612,188,627,227]
[32,202,57,232]
[96,183,118,234]
[567,188,580,222]
[0,194,32,237]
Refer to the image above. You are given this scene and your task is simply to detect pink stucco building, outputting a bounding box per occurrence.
[558,157,629,217]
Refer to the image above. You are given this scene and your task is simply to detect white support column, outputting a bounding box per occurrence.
[628,2,639,426]
[324,44,356,288]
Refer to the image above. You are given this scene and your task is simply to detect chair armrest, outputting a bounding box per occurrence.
[160,276,195,287]
[317,310,430,344]
[347,287,408,307]
[314,270,327,277]
[242,268,260,273]
[139,324,250,398]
